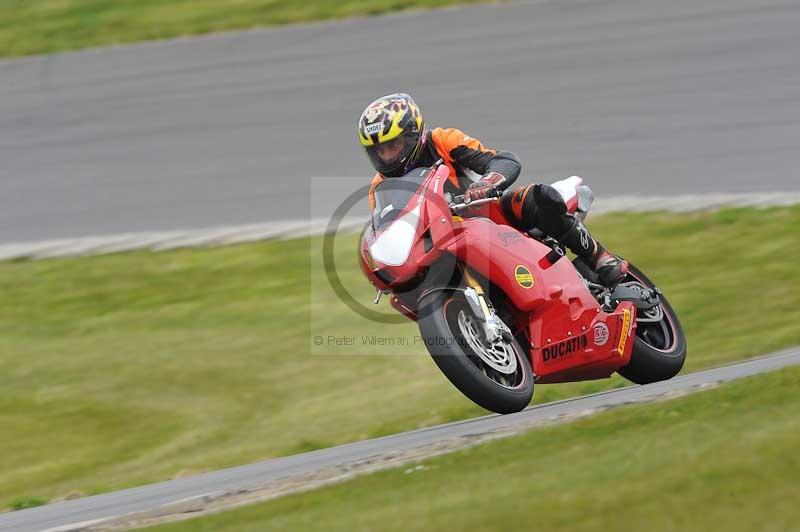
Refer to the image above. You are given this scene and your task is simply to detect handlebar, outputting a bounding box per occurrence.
[449,187,502,211]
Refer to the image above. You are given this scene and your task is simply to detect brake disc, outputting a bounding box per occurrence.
[457,311,518,375]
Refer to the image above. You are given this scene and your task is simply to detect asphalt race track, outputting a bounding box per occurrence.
[1,348,799,532]
[2,0,799,243]
[1,2,799,528]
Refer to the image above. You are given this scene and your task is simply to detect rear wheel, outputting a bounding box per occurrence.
[417,290,533,414]
[617,264,687,384]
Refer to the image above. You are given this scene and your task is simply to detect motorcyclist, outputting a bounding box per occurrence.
[358,93,628,287]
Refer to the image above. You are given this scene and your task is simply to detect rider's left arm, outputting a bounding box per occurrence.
[432,128,522,200]
[446,131,522,202]
[482,151,522,189]
[443,130,521,189]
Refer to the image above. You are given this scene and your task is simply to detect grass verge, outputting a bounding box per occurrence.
[0,0,488,58]
[1,206,798,509]
[139,364,800,532]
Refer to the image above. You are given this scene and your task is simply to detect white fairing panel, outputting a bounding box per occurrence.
[368,205,421,266]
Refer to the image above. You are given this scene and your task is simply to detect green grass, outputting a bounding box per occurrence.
[9,496,48,511]
[1,206,799,510]
[0,0,489,58]
[139,364,800,532]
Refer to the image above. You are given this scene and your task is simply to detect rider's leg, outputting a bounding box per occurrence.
[501,184,628,286]
[556,214,628,287]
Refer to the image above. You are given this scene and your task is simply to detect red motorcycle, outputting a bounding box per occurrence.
[360,162,686,414]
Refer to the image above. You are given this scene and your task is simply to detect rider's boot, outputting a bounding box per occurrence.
[560,217,628,287]
[521,184,628,287]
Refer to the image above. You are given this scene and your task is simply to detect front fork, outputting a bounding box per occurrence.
[461,265,510,343]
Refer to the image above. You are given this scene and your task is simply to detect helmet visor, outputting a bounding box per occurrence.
[365,131,417,175]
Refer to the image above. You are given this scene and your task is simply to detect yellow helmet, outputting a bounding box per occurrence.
[357,93,425,176]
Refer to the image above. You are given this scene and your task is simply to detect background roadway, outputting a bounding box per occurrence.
[1,0,799,243]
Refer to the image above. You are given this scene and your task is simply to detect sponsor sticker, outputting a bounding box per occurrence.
[363,123,383,135]
[593,322,609,346]
[514,265,534,288]
[542,333,588,364]
[498,231,524,247]
[617,308,632,355]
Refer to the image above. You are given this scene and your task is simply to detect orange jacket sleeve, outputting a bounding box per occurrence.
[430,128,520,191]
[367,172,384,211]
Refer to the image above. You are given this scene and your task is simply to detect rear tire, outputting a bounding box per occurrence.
[617,264,687,384]
[417,290,533,414]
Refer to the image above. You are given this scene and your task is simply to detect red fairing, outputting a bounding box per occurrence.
[531,302,636,383]
[359,164,453,305]
[443,215,636,381]
[359,164,637,383]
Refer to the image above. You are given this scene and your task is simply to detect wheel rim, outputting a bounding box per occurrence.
[443,297,527,390]
[624,273,679,354]
[456,311,518,375]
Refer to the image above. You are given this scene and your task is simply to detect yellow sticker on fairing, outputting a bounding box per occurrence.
[515,265,534,288]
[617,308,632,356]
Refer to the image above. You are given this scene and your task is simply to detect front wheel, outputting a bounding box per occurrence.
[617,264,687,384]
[417,290,533,414]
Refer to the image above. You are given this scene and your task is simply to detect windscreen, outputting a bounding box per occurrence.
[371,167,430,230]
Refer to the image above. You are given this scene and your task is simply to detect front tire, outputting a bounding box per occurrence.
[417,290,533,414]
[617,264,687,384]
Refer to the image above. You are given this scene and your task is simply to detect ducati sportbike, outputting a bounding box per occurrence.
[360,162,686,414]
